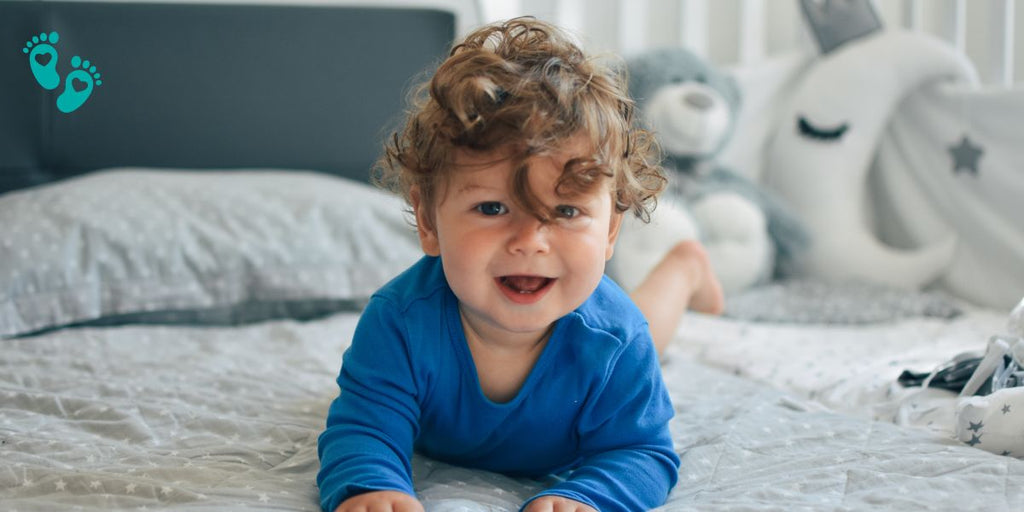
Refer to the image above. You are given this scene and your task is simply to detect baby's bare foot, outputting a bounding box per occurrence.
[666,240,724,315]
[629,239,726,358]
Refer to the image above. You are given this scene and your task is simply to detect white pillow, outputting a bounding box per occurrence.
[0,168,422,338]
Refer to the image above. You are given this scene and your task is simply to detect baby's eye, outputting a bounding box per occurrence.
[554,205,579,219]
[475,202,508,216]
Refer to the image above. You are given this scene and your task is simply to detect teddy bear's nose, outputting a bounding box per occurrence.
[683,91,714,110]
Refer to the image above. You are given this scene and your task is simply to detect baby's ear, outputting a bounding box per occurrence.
[410,186,441,256]
[605,211,624,261]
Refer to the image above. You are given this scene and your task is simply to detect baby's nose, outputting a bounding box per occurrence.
[507,217,550,254]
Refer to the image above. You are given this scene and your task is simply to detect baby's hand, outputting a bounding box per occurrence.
[334,490,424,512]
[523,495,598,512]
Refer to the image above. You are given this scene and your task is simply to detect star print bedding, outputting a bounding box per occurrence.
[5,306,1024,511]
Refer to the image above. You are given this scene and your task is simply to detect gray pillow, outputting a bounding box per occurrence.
[0,169,422,338]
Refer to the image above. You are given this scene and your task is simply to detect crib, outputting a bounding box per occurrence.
[2,1,1024,510]
[487,0,1021,80]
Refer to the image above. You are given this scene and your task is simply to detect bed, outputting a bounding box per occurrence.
[3,1,1024,510]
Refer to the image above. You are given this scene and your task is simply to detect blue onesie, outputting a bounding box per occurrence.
[317,256,679,512]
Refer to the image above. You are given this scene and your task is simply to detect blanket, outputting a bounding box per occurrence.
[3,312,1024,510]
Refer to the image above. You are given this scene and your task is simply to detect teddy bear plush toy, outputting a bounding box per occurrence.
[609,47,807,296]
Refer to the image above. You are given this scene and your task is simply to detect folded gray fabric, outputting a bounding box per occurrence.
[725,279,964,324]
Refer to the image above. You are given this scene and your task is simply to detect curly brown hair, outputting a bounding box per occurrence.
[374,17,666,227]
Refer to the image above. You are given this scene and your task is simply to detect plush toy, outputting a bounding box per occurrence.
[762,29,978,291]
[609,47,808,295]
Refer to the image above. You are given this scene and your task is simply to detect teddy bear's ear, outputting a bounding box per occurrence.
[625,55,656,105]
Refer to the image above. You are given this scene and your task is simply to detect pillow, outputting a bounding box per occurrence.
[0,168,423,338]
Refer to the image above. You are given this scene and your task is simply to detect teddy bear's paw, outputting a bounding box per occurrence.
[692,192,767,242]
[609,200,700,291]
[706,241,773,294]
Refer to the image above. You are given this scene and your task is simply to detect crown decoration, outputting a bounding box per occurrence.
[799,0,883,54]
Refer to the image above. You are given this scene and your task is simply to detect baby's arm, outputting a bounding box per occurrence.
[523,333,680,512]
[317,297,423,512]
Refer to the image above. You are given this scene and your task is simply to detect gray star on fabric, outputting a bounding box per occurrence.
[967,433,983,446]
[968,421,984,432]
[1003,404,1011,414]
[949,135,983,176]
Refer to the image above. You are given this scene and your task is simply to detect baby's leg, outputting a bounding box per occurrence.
[629,240,724,358]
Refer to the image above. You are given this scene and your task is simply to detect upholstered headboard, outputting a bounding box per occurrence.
[0,1,458,195]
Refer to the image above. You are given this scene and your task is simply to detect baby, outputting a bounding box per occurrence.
[317,17,723,512]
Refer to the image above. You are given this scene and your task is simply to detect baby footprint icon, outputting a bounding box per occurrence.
[22,31,61,90]
[57,55,103,114]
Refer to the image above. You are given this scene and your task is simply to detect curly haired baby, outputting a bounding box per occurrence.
[317,17,723,512]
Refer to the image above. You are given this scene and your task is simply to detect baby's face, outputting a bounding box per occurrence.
[415,137,623,344]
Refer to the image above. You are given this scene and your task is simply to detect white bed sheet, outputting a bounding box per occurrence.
[3,311,1024,511]
[672,307,1009,435]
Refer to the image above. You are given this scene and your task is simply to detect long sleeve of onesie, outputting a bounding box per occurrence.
[316,296,420,512]
[522,326,679,512]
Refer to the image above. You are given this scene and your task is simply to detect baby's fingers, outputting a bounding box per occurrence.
[335,490,424,512]
[523,496,596,512]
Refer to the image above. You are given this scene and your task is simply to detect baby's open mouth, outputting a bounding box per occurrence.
[499,275,554,294]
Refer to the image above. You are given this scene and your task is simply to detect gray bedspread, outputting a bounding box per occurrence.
[3,312,1023,511]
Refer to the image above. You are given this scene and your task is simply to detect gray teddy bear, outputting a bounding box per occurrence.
[609,47,807,295]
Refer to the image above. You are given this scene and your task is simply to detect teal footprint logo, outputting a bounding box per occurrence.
[22,31,104,114]
[57,55,102,114]
[22,31,61,90]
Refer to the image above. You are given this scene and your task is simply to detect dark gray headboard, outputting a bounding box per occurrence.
[0,1,456,195]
